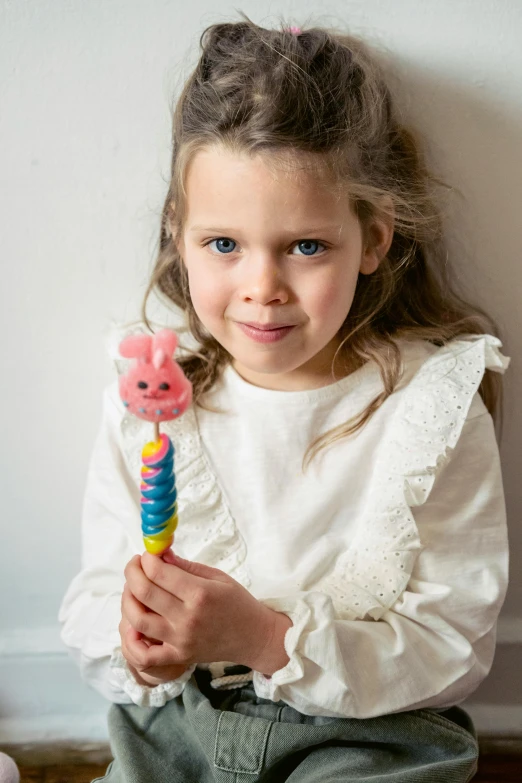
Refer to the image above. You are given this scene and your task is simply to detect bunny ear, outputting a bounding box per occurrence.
[152,329,178,358]
[152,349,166,370]
[119,334,153,362]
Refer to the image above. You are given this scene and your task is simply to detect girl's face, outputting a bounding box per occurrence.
[177,146,393,391]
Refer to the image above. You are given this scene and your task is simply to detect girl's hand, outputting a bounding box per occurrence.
[119,611,189,686]
[122,550,292,674]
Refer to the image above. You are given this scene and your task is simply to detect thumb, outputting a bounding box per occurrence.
[161,548,177,566]
[161,548,231,582]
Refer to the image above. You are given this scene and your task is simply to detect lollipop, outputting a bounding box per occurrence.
[118,329,193,555]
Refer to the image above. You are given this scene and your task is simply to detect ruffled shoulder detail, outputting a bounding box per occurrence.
[120,403,251,589]
[315,333,510,622]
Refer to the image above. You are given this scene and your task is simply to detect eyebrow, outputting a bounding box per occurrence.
[189,224,342,234]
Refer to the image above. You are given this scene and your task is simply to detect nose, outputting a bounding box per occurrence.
[239,252,289,305]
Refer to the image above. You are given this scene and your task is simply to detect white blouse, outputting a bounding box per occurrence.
[59,333,511,719]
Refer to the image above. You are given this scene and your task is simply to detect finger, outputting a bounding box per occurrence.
[156,549,231,584]
[124,627,187,669]
[138,642,188,669]
[161,548,176,565]
[122,621,144,643]
[121,625,154,670]
[123,554,142,582]
[134,663,190,683]
[122,619,161,647]
[122,586,172,643]
[141,636,163,647]
[141,551,212,603]
[125,556,184,616]
[121,589,164,646]
[121,586,143,638]
[120,621,141,663]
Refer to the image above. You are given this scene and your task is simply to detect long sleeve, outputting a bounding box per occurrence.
[58,382,195,705]
[253,407,509,718]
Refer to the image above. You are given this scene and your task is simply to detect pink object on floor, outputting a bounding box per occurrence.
[0,753,20,783]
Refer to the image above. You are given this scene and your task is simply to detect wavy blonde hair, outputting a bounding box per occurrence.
[142,12,502,471]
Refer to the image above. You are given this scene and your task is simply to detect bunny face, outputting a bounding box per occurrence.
[118,329,193,423]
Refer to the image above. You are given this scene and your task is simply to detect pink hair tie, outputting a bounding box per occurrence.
[287,26,302,35]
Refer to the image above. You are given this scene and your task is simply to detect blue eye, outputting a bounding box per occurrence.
[292,240,325,256]
[208,238,236,254]
[205,237,326,257]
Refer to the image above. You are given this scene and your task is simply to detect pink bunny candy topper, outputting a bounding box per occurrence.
[118,328,193,425]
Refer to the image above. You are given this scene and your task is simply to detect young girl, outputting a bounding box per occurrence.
[60,15,511,783]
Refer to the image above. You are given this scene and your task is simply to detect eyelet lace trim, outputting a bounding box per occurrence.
[314,334,510,620]
[120,404,251,589]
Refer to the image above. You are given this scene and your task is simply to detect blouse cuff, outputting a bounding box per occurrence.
[109,648,196,707]
[252,594,315,702]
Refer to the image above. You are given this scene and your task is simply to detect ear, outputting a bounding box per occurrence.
[359,200,395,275]
[152,329,178,363]
[119,334,152,362]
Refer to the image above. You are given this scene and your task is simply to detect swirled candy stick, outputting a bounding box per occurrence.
[118,329,192,556]
[140,434,177,555]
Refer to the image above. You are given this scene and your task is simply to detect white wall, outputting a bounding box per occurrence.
[1,0,521,745]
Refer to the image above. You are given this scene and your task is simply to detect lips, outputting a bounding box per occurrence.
[239,322,295,330]
[236,322,296,343]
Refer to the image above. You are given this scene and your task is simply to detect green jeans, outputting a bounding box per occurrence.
[94,668,479,782]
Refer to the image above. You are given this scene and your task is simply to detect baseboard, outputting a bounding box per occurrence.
[0,716,109,746]
[496,616,522,644]
[466,704,522,738]
[3,736,522,768]
[0,741,112,767]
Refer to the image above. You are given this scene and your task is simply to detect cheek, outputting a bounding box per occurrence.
[305,269,359,323]
[187,264,228,321]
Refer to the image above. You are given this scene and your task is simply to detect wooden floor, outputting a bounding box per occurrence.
[18,755,521,782]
